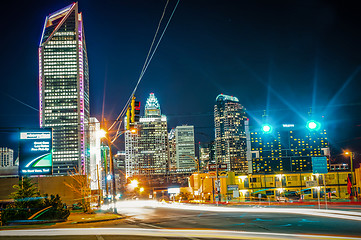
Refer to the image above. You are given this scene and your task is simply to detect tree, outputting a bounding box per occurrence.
[5,177,44,220]
[64,168,93,213]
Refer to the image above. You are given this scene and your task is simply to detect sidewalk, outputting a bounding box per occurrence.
[1,210,125,229]
[66,210,124,224]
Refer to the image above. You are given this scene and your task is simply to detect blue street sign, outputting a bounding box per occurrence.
[312,156,328,174]
[19,129,53,176]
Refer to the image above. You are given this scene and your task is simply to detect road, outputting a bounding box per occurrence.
[2,200,361,240]
[115,201,361,236]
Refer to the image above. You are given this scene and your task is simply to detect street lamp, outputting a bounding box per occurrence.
[130,179,139,189]
[96,129,106,139]
[262,124,272,133]
[306,120,321,131]
[344,151,354,198]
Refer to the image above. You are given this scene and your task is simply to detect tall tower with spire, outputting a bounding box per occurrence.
[145,93,161,117]
[39,3,90,175]
[125,93,169,178]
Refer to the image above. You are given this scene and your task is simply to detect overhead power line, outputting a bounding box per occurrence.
[108,0,180,142]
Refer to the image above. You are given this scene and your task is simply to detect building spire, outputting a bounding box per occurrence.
[145,93,161,117]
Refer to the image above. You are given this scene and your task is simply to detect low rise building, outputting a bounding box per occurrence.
[188,170,353,202]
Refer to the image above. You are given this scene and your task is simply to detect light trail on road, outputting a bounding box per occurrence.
[114,200,361,222]
[1,228,361,240]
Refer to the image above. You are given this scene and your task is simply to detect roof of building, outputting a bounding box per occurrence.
[216,94,239,102]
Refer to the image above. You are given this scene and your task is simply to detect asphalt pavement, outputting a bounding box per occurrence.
[2,200,361,240]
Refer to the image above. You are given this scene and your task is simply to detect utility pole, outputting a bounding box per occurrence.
[350,152,354,198]
[106,131,117,214]
[216,158,220,205]
[103,145,109,199]
[96,164,102,206]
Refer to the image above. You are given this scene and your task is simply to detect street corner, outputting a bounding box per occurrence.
[66,211,125,224]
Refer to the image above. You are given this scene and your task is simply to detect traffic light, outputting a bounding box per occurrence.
[131,95,140,123]
[126,106,131,130]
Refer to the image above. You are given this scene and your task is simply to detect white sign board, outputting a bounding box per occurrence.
[233,190,239,198]
[305,181,318,187]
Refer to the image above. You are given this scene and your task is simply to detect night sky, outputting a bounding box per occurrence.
[1,0,361,164]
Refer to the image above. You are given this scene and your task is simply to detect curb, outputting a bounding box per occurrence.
[71,216,125,224]
[7,219,66,226]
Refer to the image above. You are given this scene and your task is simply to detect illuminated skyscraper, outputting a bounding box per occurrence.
[214,94,248,172]
[39,3,90,175]
[175,125,196,172]
[249,122,330,173]
[168,128,177,172]
[125,93,169,177]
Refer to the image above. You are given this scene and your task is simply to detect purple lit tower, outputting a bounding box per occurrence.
[39,3,90,175]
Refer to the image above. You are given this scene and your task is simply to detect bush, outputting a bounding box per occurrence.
[36,194,70,220]
[1,178,70,224]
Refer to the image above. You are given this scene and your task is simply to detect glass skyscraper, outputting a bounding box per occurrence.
[214,94,248,173]
[175,125,196,172]
[125,93,169,177]
[39,3,90,175]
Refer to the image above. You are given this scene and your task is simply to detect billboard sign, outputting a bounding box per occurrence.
[19,129,53,176]
[312,156,328,174]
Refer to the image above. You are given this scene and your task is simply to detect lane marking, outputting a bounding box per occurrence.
[96,235,104,240]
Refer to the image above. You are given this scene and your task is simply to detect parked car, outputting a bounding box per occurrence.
[276,191,300,202]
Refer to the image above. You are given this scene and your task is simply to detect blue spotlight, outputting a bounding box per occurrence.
[262,124,272,133]
[306,120,321,131]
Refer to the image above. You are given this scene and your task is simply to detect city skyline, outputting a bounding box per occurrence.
[0,0,361,164]
[1,3,361,236]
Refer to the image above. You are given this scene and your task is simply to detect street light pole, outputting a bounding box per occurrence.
[102,144,109,199]
[345,151,355,198]
[106,132,117,213]
[349,152,354,197]
[96,164,102,206]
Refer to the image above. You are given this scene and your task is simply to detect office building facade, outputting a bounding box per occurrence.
[214,94,248,172]
[168,128,177,172]
[0,147,14,168]
[249,123,330,173]
[125,93,169,177]
[39,3,90,175]
[175,125,196,172]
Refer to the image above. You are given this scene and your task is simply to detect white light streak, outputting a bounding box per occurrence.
[1,228,360,240]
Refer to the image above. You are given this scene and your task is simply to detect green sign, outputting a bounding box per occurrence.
[312,156,328,174]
